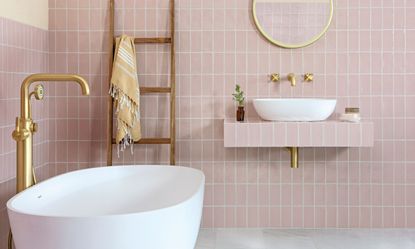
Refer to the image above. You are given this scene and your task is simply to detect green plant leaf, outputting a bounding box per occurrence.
[232,84,245,106]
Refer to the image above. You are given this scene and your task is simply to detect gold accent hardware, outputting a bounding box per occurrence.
[12,118,30,141]
[29,84,44,100]
[287,73,296,87]
[304,73,314,82]
[12,74,90,194]
[252,0,334,49]
[8,229,13,249]
[31,122,38,133]
[270,73,280,82]
[287,147,299,169]
[7,169,39,249]
[345,107,360,114]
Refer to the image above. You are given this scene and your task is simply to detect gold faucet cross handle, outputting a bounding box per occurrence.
[270,73,280,82]
[304,73,314,82]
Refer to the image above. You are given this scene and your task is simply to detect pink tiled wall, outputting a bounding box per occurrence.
[0,17,49,247]
[0,0,408,235]
[48,0,108,172]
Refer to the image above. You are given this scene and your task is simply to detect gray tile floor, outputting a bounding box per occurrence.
[195,229,415,249]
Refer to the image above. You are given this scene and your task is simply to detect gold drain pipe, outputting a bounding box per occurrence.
[287,147,299,169]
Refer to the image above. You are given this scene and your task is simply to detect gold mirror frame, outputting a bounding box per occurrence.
[252,0,334,49]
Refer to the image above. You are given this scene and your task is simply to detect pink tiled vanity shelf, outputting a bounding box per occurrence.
[224,119,374,148]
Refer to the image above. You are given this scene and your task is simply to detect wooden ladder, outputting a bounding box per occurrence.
[106,0,176,165]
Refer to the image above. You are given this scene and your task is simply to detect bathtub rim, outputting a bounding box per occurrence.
[7,165,205,219]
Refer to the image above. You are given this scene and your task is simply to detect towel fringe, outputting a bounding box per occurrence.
[109,85,140,120]
[109,84,141,127]
[115,118,137,155]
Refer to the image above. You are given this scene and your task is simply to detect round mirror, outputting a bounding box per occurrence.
[253,0,333,48]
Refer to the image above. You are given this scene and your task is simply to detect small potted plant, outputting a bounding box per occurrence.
[232,84,245,122]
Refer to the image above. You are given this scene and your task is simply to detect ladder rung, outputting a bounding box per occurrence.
[140,87,171,94]
[134,37,172,44]
[112,138,171,145]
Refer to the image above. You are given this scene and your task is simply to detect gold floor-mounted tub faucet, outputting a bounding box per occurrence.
[12,74,90,193]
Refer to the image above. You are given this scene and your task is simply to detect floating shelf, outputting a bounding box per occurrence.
[224,119,374,148]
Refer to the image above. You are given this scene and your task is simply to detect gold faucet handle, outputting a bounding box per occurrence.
[30,84,45,100]
[30,122,38,133]
[12,118,33,141]
[270,73,280,82]
[12,129,30,141]
[304,73,314,82]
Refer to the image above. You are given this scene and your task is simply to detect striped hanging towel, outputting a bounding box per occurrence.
[109,35,141,154]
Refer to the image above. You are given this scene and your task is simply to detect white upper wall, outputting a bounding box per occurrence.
[0,0,48,30]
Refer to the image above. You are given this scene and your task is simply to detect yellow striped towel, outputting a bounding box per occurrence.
[109,35,141,153]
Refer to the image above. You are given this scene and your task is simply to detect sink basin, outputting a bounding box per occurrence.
[253,98,337,121]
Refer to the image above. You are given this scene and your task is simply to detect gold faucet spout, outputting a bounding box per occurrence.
[21,74,90,118]
[287,73,296,87]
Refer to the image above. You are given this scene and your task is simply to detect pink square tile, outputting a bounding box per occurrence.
[235,124,249,147]
[247,207,259,227]
[269,207,281,227]
[247,185,258,206]
[260,123,273,147]
[273,123,287,146]
[338,207,349,228]
[214,207,225,228]
[298,123,311,146]
[323,122,336,146]
[224,123,236,147]
[224,207,236,227]
[236,207,247,228]
[202,207,213,228]
[286,123,299,146]
[248,124,260,147]
[311,123,324,146]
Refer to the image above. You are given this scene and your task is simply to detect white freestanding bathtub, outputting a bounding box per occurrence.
[7,165,205,249]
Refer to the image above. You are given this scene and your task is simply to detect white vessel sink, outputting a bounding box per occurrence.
[253,98,337,121]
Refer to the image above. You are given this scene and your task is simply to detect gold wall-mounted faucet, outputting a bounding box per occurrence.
[12,74,90,193]
[287,73,296,87]
[272,73,313,87]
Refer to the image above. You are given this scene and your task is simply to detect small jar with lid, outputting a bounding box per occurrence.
[340,107,361,122]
